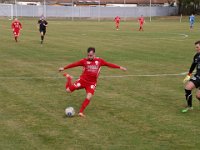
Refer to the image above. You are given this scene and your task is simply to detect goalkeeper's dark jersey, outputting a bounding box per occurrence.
[189,53,200,76]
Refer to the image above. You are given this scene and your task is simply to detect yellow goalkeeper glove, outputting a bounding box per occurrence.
[183,74,191,83]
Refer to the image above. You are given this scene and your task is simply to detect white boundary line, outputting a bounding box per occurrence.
[100,72,187,78]
[128,33,188,41]
[0,72,187,79]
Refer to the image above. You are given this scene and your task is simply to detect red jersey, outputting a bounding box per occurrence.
[114,16,121,23]
[11,21,22,30]
[64,57,120,84]
[138,17,144,24]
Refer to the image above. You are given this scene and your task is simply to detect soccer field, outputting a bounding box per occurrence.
[1,17,200,150]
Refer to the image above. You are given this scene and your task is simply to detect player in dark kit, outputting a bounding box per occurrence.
[59,47,127,117]
[38,17,48,44]
[182,41,200,113]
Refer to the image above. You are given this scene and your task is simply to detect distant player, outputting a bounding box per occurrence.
[11,18,22,42]
[114,16,121,30]
[182,41,200,113]
[138,15,145,31]
[59,47,127,117]
[38,17,48,44]
[189,14,195,30]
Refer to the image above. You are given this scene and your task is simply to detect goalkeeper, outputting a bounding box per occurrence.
[182,40,200,113]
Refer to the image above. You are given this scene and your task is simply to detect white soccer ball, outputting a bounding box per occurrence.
[65,107,75,117]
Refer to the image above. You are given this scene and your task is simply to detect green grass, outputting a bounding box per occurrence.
[1,17,200,150]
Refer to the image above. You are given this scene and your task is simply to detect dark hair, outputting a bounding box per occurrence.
[195,41,200,45]
[87,47,95,53]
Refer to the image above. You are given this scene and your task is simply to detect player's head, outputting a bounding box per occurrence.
[40,16,45,20]
[14,18,18,21]
[195,41,200,52]
[87,47,95,60]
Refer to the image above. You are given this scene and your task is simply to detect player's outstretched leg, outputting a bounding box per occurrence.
[63,73,73,92]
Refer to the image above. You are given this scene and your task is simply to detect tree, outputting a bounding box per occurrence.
[178,0,200,15]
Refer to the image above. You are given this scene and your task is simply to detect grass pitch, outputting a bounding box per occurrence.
[1,17,200,149]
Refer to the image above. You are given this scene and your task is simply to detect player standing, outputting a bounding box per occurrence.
[138,15,145,31]
[182,41,200,113]
[189,14,195,30]
[114,16,121,30]
[11,18,22,42]
[58,47,127,117]
[38,17,48,44]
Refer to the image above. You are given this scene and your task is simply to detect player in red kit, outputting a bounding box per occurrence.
[114,16,121,30]
[11,18,22,42]
[59,47,127,117]
[138,15,145,31]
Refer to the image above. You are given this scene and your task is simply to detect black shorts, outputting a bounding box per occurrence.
[39,29,46,35]
[190,75,200,88]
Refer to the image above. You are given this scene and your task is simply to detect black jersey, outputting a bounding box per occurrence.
[38,19,48,30]
[189,53,200,76]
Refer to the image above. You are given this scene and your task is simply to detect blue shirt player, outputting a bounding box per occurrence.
[189,14,195,30]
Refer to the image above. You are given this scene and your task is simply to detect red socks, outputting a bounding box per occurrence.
[79,98,90,113]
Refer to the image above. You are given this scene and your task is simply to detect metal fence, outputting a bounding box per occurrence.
[0,4,178,19]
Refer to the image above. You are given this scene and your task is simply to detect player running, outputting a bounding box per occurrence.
[182,41,200,113]
[189,14,195,30]
[38,17,48,44]
[11,18,22,42]
[114,16,121,30]
[58,47,127,117]
[138,15,145,31]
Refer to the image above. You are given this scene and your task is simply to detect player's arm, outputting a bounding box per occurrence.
[11,23,14,30]
[183,61,197,83]
[101,59,127,71]
[44,21,48,27]
[58,60,84,72]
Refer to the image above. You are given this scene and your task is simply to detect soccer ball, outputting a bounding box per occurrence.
[65,107,75,117]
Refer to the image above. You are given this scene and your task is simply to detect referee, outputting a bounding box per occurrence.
[38,17,48,44]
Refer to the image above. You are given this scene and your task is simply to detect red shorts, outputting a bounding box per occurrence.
[140,22,144,26]
[13,30,20,37]
[69,78,96,95]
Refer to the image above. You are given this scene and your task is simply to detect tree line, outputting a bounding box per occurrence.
[178,0,200,15]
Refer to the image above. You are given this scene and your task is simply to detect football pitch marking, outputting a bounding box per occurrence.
[0,72,187,80]
[128,33,188,41]
[100,72,187,78]
[157,33,188,41]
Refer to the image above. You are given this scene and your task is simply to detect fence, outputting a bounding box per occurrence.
[0,4,178,20]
